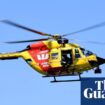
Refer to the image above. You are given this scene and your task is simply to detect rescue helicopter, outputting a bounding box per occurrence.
[0,20,105,83]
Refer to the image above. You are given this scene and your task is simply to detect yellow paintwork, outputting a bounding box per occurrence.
[0,40,99,75]
[49,48,62,68]
[0,52,21,59]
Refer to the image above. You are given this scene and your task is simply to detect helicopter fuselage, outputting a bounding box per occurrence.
[0,40,104,76]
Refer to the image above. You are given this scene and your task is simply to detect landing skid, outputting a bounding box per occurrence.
[43,73,82,83]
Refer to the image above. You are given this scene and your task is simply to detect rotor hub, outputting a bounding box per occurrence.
[57,38,69,44]
[52,34,62,40]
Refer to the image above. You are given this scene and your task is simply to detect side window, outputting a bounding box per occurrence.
[51,53,58,60]
[75,49,81,58]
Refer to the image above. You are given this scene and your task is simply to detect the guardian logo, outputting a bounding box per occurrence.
[84,80,105,99]
[81,78,105,105]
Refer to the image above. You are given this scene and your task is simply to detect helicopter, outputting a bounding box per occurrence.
[0,20,105,83]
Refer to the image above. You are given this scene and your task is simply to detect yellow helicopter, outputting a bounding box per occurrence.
[0,20,105,82]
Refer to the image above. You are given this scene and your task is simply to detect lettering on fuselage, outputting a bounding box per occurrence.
[37,54,49,60]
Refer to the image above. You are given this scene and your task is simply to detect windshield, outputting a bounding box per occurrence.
[80,48,93,56]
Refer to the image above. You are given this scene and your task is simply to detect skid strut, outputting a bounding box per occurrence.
[43,73,82,83]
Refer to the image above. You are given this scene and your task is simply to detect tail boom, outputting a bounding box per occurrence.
[0,52,21,60]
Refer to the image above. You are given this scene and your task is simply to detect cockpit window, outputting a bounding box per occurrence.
[80,48,93,56]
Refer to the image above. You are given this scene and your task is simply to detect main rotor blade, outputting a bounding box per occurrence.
[69,39,105,45]
[5,38,49,44]
[1,20,52,37]
[62,22,105,37]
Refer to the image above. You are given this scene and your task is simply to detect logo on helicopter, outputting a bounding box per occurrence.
[37,53,49,60]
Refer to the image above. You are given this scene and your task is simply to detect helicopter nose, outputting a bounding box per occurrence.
[96,57,105,65]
